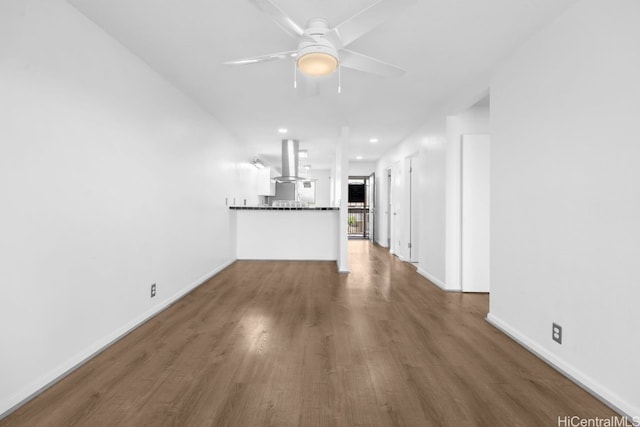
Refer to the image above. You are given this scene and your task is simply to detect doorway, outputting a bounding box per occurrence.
[367,172,376,243]
[347,176,372,240]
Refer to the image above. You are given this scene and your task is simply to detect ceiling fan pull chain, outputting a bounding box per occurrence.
[338,63,342,94]
[294,60,297,89]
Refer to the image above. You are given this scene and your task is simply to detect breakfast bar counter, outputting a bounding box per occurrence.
[229,206,339,260]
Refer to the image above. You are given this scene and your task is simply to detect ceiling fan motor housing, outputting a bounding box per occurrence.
[296,18,339,77]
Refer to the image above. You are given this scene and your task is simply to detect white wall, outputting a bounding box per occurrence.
[461,135,491,292]
[0,0,253,416]
[348,161,376,177]
[416,121,447,285]
[488,0,640,417]
[376,102,489,289]
[234,162,260,207]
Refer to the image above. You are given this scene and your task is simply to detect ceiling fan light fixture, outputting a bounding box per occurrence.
[296,38,339,77]
[297,52,338,76]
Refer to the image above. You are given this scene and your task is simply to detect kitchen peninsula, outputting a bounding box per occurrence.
[230,206,339,260]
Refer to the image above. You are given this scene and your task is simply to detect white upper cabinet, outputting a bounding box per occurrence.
[257,167,276,196]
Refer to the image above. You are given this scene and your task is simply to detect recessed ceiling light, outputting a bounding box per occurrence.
[369,138,378,143]
[356,156,363,160]
[278,128,288,134]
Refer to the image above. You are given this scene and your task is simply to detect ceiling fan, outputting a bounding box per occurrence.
[225,0,416,90]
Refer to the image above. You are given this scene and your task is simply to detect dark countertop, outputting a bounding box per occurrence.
[229,206,339,211]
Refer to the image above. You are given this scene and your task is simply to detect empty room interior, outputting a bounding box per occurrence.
[1,0,639,425]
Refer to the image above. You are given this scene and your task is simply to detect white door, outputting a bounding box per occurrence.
[461,135,490,292]
[391,161,404,256]
[386,169,392,248]
[409,156,419,262]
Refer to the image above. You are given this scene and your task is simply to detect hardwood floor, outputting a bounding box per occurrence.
[1,241,616,426]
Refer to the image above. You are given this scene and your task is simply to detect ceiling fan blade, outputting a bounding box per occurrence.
[327,0,416,48]
[224,51,296,65]
[340,49,406,77]
[249,0,304,38]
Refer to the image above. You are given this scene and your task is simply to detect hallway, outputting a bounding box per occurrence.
[2,241,615,426]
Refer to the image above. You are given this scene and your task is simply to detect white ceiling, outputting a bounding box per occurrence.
[69,0,575,169]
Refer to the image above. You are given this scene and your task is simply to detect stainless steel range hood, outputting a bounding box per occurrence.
[274,139,300,182]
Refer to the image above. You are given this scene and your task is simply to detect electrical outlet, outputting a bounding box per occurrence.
[151,283,156,298]
[552,323,562,344]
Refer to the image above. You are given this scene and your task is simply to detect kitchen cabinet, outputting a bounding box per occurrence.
[256,167,276,196]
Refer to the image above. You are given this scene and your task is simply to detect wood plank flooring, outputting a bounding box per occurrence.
[1,241,616,426]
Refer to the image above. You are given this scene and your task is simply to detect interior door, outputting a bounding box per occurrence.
[391,161,404,256]
[408,156,419,262]
[386,169,392,248]
[461,134,491,292]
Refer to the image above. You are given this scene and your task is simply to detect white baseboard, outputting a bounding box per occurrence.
[486,313,639,420]
[416,267,448,291]
[336,260,350,273]
[0,259,235,420]
[374,239,388,248]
